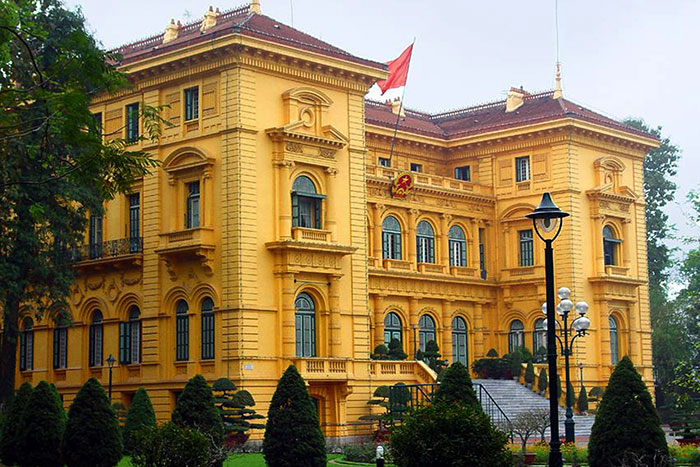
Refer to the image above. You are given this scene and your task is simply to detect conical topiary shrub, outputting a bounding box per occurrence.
[588,357,668,466]
[62,378,122,467]
[263,365,326,467]
[21,381,66,467]
[537,368,548,394]
[524,360,535,386]
[172,374,224,443]
[433,362,480,410]
[123,387,156,454]
[577,385,589,414]
[387,338,407,360]
[0,382,32,466]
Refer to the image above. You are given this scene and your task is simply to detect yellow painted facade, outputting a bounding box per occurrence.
[12,3,658,441]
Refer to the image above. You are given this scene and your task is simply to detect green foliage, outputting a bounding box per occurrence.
[577,385,589,413]
[212,378,265,443]
[0,382,32,465]
[172,375,224,445]
[388,383,411,422]
[21,381,66,467]
[669,394,700,440]
[130,423,210,467]
[524,360,535,385]
[508,351,524,378]
[472,357,509,379]
[370,344,389,360]
[0,0,165,406]
[123,388,156,454]
[422,340,447,374]
[433,362,480,410]
[588,357,669,466]
[62,378,122,467]
[537,369,548,394]
[486,348,499,358]
[589,386,604,400]
[263,365,326,467]
[390,402,511,467]
[359,386,391,424]
[387,338,407,360]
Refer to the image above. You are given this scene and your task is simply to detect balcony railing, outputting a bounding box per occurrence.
[71,237,143,262]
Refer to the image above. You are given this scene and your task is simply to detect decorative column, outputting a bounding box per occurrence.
[592,214,605,275]
[408,209,418,266]
[409,296,420,358]
[202,167,213,227]
[469,218,479,270]
[622,218,633,269]
[373,203,384,260]
[281,273,296,357]
[325,168,338,242]
[440,214,452,269]
[276,161,294,240]
[167,174,177,231]
[441,300,453,363]
[502,223,511,269]
[373,294,385,350]
[329,274,342,357]
[474,303,485,358]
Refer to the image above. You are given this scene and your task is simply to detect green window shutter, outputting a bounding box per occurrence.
[291,194,299,227]
[314,199,321,229]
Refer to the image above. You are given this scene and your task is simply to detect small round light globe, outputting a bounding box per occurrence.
[559,299,573,313]
[575,301,589,316]
[541,302,547,315]
[572,316,591,332]
[557,287,571,300]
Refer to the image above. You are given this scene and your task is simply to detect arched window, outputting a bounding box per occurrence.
[295,293,316,357]
[53,315,69,369]
[382,216,402,260]
[451,317,468,365]
[176,300,189,361]
[89,310,103,367]
[533,318,547,361]
[120,306,141,364]
[418,314,436,353]
[508,320,524,353]
[416,221,435,264]
[292,175,323,229]
[603,226,621,266]
[609,316,619,365]
[448,225,467,267]
[384,312,403,347]
[19,317,33,371]
[201,297,215,360]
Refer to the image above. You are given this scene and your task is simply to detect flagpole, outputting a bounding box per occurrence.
[387,39,415,166]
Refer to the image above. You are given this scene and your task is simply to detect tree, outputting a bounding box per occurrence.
[370,344,389,360]
[588,357,668,467]
[21,381,65,467]
[577,385,589,414]
[123,387,156,454]
[390,403,511,467]
[524,359,535,386]
[486,348,499,358]
[433,362,480,409]
[263,365,325,467]
[537,369,548,394]
[387,338,407,360]
[172,375,224,443]
[422,340,447,374]
[0,0,164,408]
[62,378,122,467]
[212,378,265,446]
[0,382,32,465]
[511,409,545,462]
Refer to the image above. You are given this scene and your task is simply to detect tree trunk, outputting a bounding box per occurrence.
[0,294,20,411]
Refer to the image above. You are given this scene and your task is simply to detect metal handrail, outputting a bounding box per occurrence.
[473,383,513,438]
[71,237,143,262]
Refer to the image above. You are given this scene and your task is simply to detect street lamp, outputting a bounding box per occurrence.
[527,192,569,467]
[106,353,115,402]
[542,288,590,443]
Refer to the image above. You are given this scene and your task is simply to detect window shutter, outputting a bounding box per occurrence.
[291,194,299,227]
[53,330,59,369]
[395,233,402,259]
[314,199,321,229]
[89,325,95,366]
[132,321,141,364]
[166,91,181,125]
[60,329,67,368]
[26,332,32,370]
[201,82,218,118]
[19,333,26,371]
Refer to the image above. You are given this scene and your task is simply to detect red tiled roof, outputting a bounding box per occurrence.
[113,5,385,70]
[365,92,656,141]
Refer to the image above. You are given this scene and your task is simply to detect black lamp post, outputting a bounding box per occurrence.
[579,362,584,390]
[542,288,590,443]
[106,353,115,402]
[527,192,569,467]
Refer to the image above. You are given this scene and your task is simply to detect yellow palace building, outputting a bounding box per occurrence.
[12,2,658,440]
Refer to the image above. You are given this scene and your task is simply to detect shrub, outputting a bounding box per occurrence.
[537,368,548,394]
[387,338,408,360]
[511,409,544,460]
[62,378,122,467]
[172,375,224,444]
[371,344,389,360]
[433,362,479,410]
[21,381,66,467]
[263,365,326,467]
[212,378,265,447]
[472,357,509,379]
[577,385,589,414]
[130,423,210,467]
[486,348,499,358]
[0,382,32,466]
[524,360,535,385]
[588,356,669,467]
[508,351,523,379]
[390,402,511,467]
[123,387,156,454]
[422,340,447,374]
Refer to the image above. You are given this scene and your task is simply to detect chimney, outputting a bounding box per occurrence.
[391,97,406,117]
[163,19,182,44]
[250,0,261,14]
[505,86,528,112]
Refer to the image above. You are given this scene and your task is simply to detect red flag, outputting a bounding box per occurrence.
[376,44,413,94]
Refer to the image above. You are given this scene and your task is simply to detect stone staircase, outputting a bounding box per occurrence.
[473,378,596,439]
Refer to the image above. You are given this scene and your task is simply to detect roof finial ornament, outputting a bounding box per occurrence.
[250,0,261,14]
[553,63,563,99]
[200,6,221,33]
[163,19,182,44]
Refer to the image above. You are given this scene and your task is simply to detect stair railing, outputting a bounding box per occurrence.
[473,383,513,440]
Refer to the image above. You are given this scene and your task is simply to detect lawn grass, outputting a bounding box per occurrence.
[119,453,345,466]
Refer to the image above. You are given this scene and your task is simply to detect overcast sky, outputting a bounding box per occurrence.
[66,0,699,283]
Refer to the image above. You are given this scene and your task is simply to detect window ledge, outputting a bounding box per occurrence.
[605,265,629,276]
[450,266,478,278]
[516,181,531,190]
[382,258,413,271]
[417,263,445,274]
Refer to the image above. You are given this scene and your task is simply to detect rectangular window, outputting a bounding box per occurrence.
[119,320,141,364]
[53,327,68,369]
[379,157,391,167]
[89,214,103,259]
[126,103,139,143]
[186,181,200,229]
[479,228,486,279]
[410,163,422,173]
[92,112,102,135]
[201,313,215,360]
[184,87,199,121]
[515,156,530,183]
[519,229,534,266]
[19,330,33,371]
[128,193,141,253]
[454,166,471,181]
[176,315,189,361]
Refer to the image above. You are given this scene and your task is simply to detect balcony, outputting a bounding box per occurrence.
[366,165,494,198]
[291,357,352,381]
[368,360,437,384]
[155,227,215,277]
[72,237,143,270]
[292,227,332,243]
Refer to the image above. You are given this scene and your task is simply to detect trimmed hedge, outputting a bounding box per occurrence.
[123,387,156,454]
